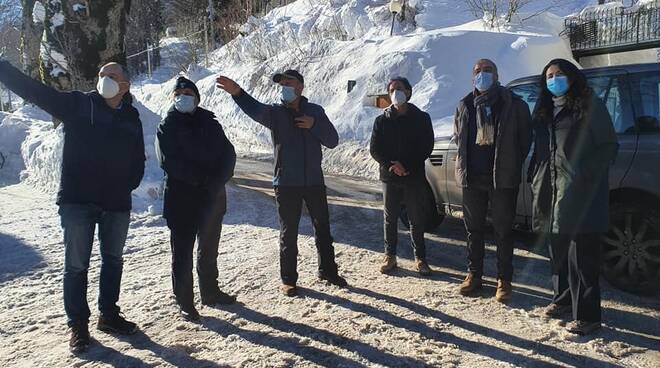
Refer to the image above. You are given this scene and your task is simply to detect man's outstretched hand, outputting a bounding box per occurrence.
[216,76,241,96]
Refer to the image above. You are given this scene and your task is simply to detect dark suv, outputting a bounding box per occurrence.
[425,63,660,295]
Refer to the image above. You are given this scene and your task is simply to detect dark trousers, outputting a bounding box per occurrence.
[549,233,602,322]
[462,176,517,281]
[383,179,428,261]
[59,204,130,326]
[274,185,338,286]
[169,186,227,308]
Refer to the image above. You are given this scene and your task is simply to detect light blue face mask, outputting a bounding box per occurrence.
[174,95,197,114]
[474,72,494,92]
[546,75,570,97]
[280,85,297,104]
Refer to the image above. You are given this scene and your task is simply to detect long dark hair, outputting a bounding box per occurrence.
[534,58,591,120]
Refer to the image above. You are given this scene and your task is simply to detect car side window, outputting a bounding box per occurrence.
[509,83,540,114]
[628,71,660,135]
[588,75,634,134]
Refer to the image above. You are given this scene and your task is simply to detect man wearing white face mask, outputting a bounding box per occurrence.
[370,77,434,276]
[155,77,237,321]
[216,70,346,297]
[453,59,532,302]
[0,59,145,352]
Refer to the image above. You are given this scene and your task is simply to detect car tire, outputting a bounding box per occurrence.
[602,200,660,295]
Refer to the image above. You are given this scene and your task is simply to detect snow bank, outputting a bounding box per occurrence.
[0,107,51,187]
[2,0,592,211]
[134,0,578,182]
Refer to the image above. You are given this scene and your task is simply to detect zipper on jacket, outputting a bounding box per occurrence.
[550,119,558,234]
[302,127,307,186]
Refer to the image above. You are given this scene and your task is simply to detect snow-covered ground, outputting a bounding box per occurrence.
[1,1,659,366]
[1,165,659,367]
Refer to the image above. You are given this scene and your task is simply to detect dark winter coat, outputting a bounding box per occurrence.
[232,90,338,187]
[369,103,434,182]
[454,87,532,189]
[530,93,619,235]
[155,106,236,229]
[0,60,145,211]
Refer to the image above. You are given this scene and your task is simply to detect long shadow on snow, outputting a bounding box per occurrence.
[203,314,372,367]
[77,340,152,368]
[223,302,429,367]
[0,232,46,284]
[306,288,623,368]
[224,180,660,342]
[116,330,229,368]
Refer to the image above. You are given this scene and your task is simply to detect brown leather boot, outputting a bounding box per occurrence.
[459,273,482,295]
[495,279,513,302]
[416,260,432,276]
[280,284,297,297]
[380,255,397,274]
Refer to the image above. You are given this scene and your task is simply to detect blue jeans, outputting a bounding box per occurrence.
[59,204,130,326]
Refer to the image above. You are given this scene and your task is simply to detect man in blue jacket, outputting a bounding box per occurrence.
[0,59,145,353]
[216,70,347,296]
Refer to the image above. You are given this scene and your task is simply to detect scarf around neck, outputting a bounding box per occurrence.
[473,83,502,146]
[552,95,567,118]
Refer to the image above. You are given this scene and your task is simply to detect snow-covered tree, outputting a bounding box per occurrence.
[30,0,131,91]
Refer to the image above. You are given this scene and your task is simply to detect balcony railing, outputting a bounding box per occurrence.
[563,1,660,58]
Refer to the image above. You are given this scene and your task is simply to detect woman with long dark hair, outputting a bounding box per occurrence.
[530,59,618,335]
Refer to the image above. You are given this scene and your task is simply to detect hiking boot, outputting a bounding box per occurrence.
[319,274,348,287]
[495,279,513,303]
[459,273,482,295]
[69,322,90,354]
[201,291,237,306]
[280,284,297,297]
[543,303,571,319]
[566,320,601,336]
[97,313,138,335]
[179,305,201,322]
[379,255,397,274]
[416,260,432,276]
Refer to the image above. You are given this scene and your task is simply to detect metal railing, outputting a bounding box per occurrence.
[563,1,660,58]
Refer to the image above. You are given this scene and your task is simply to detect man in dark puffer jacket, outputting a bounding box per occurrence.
[155,77,236,321]
[0,59,145,353]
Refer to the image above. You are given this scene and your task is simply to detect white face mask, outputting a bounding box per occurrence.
[97,76,120,99]
[391,90,407,107]
[174,95,197,114]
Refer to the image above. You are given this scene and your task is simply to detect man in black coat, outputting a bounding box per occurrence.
[370,77,435,276]
[155,77,236,321]
[0,59,145,353]
[453,59,532,302]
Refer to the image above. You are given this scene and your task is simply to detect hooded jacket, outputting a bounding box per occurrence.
[0,60,145,211]
[232,90,338,187]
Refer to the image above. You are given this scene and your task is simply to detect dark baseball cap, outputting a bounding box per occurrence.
[272,69,304,85]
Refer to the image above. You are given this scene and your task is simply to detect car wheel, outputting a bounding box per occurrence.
[602,201,660,295]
